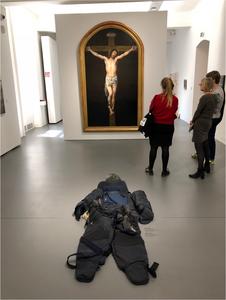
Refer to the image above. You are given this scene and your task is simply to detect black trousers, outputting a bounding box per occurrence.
[75,213,150,285]
[149,142,169,171]
[194,140,209,170]
[208,118,220,161]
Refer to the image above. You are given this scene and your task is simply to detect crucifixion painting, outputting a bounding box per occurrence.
[79,22,143,131]
[87,32,137,117]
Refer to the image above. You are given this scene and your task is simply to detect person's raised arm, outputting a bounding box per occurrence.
[116,46,137,61]
[87,46,106,60]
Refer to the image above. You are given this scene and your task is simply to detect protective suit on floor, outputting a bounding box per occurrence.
[66,174,159,285]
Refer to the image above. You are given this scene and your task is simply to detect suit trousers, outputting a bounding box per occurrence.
[75,212,150,285]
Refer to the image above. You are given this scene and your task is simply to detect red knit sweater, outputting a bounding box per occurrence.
[149,94,178,124]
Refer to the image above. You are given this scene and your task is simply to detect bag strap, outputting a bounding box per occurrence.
[148,262,159,278]
[66,237,107,270]
[124,260,159,278]
[66,253,77,269]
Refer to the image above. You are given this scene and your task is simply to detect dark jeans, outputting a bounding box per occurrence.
[149,142,169,171]
[208,118,220,161]
[194,140,209,170]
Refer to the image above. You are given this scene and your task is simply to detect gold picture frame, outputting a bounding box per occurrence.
[79,21,144,132]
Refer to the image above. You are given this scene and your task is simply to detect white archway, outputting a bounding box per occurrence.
[192,40,210,113]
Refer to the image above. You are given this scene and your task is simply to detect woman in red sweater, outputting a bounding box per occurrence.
[145,77,178,176]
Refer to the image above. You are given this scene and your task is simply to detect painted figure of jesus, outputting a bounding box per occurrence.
[87,46,137,115]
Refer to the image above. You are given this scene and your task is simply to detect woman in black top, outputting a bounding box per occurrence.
[189,78,217,179]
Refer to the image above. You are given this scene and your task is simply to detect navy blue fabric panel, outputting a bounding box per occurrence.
[97,181,129,194]
[104,191,128,205]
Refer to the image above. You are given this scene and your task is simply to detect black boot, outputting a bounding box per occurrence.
[161,170,170,177]
[145,167,154,175]
[189,169,205,179]
[204,161,210,173]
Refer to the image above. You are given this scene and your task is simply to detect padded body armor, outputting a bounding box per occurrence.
[67,179,158,285]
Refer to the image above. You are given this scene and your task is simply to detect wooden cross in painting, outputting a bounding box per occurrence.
[86,32,136,126]
[87,32,132,56]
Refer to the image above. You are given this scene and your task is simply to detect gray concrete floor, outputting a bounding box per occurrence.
[1,120,225,299]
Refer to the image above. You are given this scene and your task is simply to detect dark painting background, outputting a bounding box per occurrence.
[85,28,138,127]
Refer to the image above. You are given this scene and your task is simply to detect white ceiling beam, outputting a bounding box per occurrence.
[2,0,183,3]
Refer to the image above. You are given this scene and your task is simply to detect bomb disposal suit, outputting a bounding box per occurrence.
[67,176,159,285]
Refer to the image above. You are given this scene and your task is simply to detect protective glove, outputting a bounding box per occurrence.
[73,201,87,221]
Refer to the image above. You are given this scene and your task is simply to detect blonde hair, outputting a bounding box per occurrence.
[161,77,174,107]
[201,77,214,92]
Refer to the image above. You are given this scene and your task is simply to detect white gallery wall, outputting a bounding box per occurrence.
[167,0,225,144]
[7,6,47,131]
[41,36,62,123]
[0,7,21,156]
[55,12,167,140]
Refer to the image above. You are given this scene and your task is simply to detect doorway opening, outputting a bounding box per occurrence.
[192,40,210,113]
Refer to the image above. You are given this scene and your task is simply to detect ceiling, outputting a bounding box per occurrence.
[2,0,174,2]
[0,0,201,18]
[1,0,200,11]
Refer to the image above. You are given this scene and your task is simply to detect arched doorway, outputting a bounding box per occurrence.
[192,40,210,113]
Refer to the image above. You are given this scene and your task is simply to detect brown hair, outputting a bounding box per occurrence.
[110,49,118,57]
[206,70,221,84]
[201,77,214,92]
[161,77,174,107]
